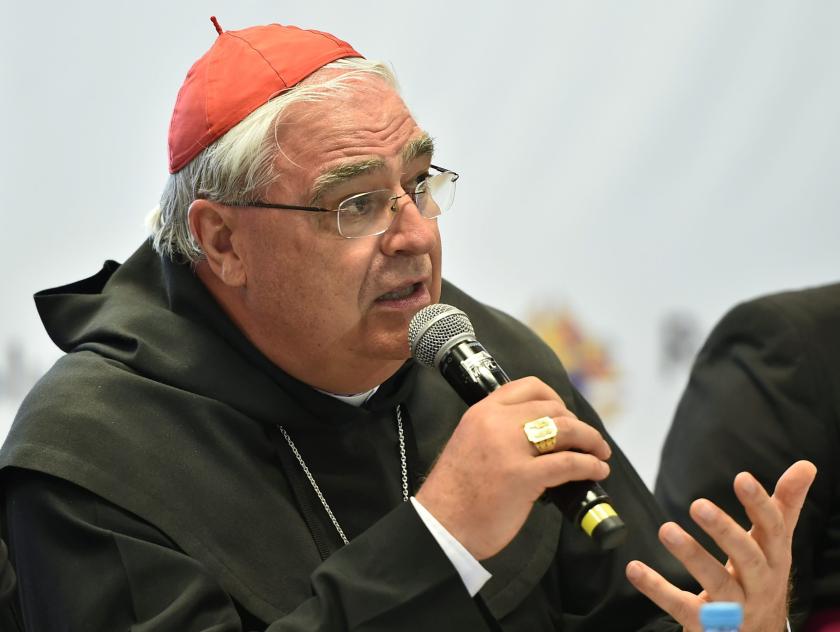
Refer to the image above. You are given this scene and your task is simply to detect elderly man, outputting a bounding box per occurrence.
[0,20,814,631]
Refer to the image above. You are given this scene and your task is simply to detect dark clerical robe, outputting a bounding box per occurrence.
[656,283,840,631]
[1,243,686,630]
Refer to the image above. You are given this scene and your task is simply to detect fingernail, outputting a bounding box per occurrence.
[695,500,716,522]
[740,474,757,495]
[661,524,685,546]
[626,561,642,581]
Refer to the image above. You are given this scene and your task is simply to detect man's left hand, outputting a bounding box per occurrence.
[626,460,817,632]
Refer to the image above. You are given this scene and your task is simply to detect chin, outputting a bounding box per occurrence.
[358,333,411,363]
[375,343,412,363]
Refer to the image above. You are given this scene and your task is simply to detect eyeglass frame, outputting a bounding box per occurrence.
[228,164,459,238]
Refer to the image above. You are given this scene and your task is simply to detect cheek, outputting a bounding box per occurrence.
[240,221,371,322]
[237,220,305,303]
[430,229,443,301]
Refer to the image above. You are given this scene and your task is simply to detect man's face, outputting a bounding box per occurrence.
[231,76,443,391]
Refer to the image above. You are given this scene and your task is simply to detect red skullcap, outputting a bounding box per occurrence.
[167,19,363,173]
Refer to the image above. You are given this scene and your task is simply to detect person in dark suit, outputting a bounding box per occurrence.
[656,283,840,631]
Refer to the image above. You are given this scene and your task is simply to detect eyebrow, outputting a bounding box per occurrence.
[401,133,435,164]
[310,158,385,205]
[309,132,436,205]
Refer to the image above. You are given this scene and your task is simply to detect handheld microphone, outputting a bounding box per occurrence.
[408,303,626,550]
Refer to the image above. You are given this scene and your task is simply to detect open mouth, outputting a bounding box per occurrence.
[376,282,421,302]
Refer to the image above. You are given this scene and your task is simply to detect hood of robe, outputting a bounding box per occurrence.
[1,241,569,622]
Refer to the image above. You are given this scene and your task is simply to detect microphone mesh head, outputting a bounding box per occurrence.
[408,304,475,368]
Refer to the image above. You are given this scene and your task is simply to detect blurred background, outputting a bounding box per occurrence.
[2,1,839,488]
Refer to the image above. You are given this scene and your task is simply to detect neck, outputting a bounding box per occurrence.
[294,357,403,394]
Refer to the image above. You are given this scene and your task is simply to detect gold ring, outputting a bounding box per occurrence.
[523,416,558,454]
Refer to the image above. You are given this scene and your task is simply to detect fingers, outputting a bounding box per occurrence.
[770,460,817,534]
[658,521,743,602]
[732,472,787,569]
[493,376,569,407]
[482,401,612,459]
[480,378,611,460]
[418,376,611,560]
[625,560,702,630]
[529,450,610,490]
[636,464,814,632]
[733,461,816,568]
[505,400,572,428]
[512,406,610,460]
[547,412,611,460]
[462,376,612,493]
[689,498,770,592]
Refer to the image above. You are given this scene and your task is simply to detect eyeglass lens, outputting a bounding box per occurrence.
[336,171,457,238]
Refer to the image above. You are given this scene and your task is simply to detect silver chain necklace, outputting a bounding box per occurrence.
[278,404,408,546]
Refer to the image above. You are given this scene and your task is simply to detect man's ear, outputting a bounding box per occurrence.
[188,199,246,287]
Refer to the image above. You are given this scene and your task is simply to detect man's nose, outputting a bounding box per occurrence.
[380,193,438,256]
[387,191,412,212]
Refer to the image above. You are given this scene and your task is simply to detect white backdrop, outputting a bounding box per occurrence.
[2,2,839,488]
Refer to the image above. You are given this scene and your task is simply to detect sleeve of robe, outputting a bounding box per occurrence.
[654,296,840,630]
[5,468,494,631]
[5,458,683,632]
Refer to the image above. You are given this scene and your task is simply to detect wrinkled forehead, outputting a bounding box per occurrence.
[271,76,429,194]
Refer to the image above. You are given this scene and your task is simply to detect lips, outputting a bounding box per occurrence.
[376,282,420,302]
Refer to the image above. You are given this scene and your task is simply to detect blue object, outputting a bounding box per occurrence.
[700,602,744,631]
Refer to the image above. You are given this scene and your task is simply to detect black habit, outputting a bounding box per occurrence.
[1,243,686,630]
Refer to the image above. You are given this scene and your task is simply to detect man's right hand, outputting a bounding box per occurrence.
[415,376,612,560]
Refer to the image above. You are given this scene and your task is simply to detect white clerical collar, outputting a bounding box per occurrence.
[316,385,380,407]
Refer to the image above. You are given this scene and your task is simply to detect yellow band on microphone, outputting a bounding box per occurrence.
[581,503,619,536]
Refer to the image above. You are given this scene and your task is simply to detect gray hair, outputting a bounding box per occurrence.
[147,57,398,263]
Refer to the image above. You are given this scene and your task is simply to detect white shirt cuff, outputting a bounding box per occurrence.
[410,496,492,597]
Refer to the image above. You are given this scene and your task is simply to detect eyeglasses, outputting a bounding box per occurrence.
[237,164,459,239]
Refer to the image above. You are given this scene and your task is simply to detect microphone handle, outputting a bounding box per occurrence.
[438,339,626,550]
